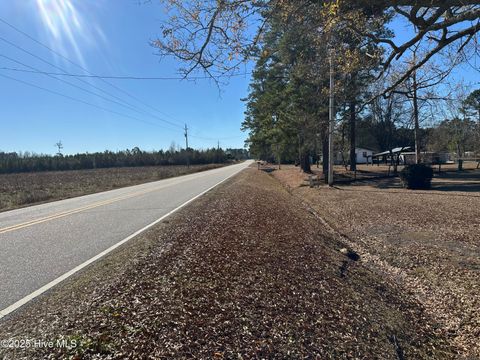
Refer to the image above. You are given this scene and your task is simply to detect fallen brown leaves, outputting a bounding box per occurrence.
[0,168,456,359]
[273,166,480,359]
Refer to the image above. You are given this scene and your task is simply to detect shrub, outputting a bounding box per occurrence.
[399,164,434,189]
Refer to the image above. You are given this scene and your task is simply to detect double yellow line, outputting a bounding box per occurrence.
[0,185,170,235]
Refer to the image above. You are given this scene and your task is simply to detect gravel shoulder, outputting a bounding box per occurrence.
[0,168,456,359]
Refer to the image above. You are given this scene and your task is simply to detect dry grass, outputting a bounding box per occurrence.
[272,165,480,358]
[0,168,454,359]
[0,164,225,212]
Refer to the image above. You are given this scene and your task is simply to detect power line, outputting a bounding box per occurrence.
[0,35,140,110]
[0,16,187,127]
[0,66,250,80]
[0,35,184,129]
[0,72,181,133]
[0,17,247,144]
[0,60,246,142]
[189,134,245,141]
[0,17,250,81]
[0,68,245,143]
[2,69,245,144]
[0,53,178,125]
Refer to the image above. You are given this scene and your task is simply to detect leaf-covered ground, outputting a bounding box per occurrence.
[273,165,480,359]
[0,168,456,359]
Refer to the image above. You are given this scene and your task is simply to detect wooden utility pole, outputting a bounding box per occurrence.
[412,70,420,165]
[328,47,335,186]
[184,124,190,168]
[411,50,421,165]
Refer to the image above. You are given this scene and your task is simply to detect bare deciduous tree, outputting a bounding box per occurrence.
[153,0,479,96]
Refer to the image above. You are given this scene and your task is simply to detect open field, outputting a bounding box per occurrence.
[272,165,480,358]
[0,168,456,359]
[0,164,226,212]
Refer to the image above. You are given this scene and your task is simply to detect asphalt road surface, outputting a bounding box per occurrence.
[0,161,252,317]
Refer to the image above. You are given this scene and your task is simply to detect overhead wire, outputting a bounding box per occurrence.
[0,17,249,144]
[189,134,245,141]
[0,16,202,127]
[1,66,245,142]
[0,31,184,129]
[0,53,180,131]
[0,66,250,80]
[0,72,180,132]
[0,35,136,105]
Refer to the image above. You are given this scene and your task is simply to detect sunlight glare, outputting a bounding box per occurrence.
[34,0,105,66]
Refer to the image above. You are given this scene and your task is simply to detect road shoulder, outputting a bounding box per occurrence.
[0,168,455,359]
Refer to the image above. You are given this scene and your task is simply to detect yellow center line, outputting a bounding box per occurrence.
[0,179,189,235]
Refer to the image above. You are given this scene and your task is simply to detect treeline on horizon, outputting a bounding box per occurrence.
[0,147,250,174]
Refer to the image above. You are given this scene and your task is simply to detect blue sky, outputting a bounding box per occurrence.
[0,1,478,155]
[0,1,252,155]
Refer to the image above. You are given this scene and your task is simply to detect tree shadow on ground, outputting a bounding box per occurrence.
[336,169,480,196]
[432,182,480,192]
[432,169,480,192]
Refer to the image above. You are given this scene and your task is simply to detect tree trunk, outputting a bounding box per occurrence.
[322,135,329,184]
[297,127,311,173]
[349,100,357,171]
[300,152,311,173]
[297,133,302,167]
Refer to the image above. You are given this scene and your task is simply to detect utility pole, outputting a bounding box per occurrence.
[184,124,190,168]
[328,46,335,186]
[412,51,420,165]
[217,140,220,150]
[55,140,63,156]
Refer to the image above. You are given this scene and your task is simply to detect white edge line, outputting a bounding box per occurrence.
[0,163,247,320]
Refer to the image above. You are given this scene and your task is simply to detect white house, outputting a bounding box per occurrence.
[334,147,375,165]
[355,147,375,164]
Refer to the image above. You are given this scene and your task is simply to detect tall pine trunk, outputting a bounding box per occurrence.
[322,135,329,184]
[298,128,311,173]
[349,100,356,171]
[300,152,311,173]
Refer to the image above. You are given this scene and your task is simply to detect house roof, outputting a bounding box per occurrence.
[373,146,411,157]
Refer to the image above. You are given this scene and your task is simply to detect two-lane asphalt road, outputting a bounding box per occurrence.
[0,161,252,318]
